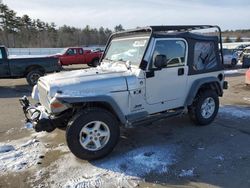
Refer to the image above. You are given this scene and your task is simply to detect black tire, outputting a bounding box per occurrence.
[92,58,100,67]
[188,90,219,126]
[231,58,237,67]
[66,108,120,160]
[26,70,44,86]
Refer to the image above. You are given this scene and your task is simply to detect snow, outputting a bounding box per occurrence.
[39,144,176,187]
[224,70,239,75]
[179,168,194,177]
[219,106,250,119]
[21,139,39,148]
[0,145,15,153]
[0,138,47,173]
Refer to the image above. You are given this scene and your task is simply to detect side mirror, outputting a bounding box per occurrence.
[154,54,166,69]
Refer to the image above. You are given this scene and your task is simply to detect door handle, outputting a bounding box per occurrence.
[178,68,184,76]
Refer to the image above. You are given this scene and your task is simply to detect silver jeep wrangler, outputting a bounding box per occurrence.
[20,25,228,160]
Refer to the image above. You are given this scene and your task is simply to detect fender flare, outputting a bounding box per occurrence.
[185,77,223,106]
[57,95,126,124]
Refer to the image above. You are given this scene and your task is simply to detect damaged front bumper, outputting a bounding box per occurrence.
[19,96,55,132]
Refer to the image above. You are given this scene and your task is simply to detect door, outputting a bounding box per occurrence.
[145,38,188,105]
[61,48,78,65]
[0,48,10,77]
[78,48,85,64]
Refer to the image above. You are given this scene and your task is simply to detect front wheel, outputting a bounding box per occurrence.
[188,90,219,126]
[66,108,120,160]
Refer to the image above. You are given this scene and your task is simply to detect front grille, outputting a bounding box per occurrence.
[38,81,51,113]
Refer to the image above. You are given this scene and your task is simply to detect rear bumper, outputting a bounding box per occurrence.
[19,96,55,132]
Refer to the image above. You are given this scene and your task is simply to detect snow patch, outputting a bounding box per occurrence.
[96,145,176,176]
[224,70,239,75]
[219,106,250,119]
[179,168,194,177]
[0,138,47,173]
[0,145,15,153]
[21,139,39,148]
[40,145,176,187]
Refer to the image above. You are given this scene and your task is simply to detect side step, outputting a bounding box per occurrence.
[126,108,185,127]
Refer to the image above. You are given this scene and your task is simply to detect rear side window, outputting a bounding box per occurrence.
[0,49,2,59]
[193,42,217,71]
[79,49,83,54]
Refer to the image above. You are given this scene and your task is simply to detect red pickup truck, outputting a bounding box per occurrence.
[56,47,102,66]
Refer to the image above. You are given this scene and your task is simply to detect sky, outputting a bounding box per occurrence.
[3,0,250,30]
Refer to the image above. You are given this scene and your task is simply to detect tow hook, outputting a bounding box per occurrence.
[19,96,30,112]
[19,96,55,132]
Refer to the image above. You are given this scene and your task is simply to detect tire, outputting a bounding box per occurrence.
[66,108,120,160]
[92,59,100,67]
[231,58,237,67]
[188,90,219,126]
[26,70,44,86]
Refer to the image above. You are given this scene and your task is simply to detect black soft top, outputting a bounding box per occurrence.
[105,25,223,65]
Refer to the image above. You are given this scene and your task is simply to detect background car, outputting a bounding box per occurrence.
[241,46,250,68]
[55,47,102,67]
[223,48,238,67]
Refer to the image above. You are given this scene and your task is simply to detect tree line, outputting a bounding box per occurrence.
[1,1,250,47]
[0,1,124,48]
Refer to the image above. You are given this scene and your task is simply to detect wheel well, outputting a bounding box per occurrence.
[197,82,222,97]
[75,102,121,123]
[25,65,45,76]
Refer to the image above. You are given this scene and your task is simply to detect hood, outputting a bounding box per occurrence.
[38,62,138,98]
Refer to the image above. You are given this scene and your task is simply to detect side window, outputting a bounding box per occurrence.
[67,49,77,55]
[193,42,217,71]
[152,39,186,68]
[79,49,83,55]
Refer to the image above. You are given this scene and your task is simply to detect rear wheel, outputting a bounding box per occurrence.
[188,90,219,126]
[66,108,120,160]
[26,70,44,86]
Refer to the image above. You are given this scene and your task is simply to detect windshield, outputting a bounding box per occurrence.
[104,36,149,65]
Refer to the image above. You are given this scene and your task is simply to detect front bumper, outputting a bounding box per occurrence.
[19,96,55,132]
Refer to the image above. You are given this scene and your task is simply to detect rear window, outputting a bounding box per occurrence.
[193,42,218,71]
